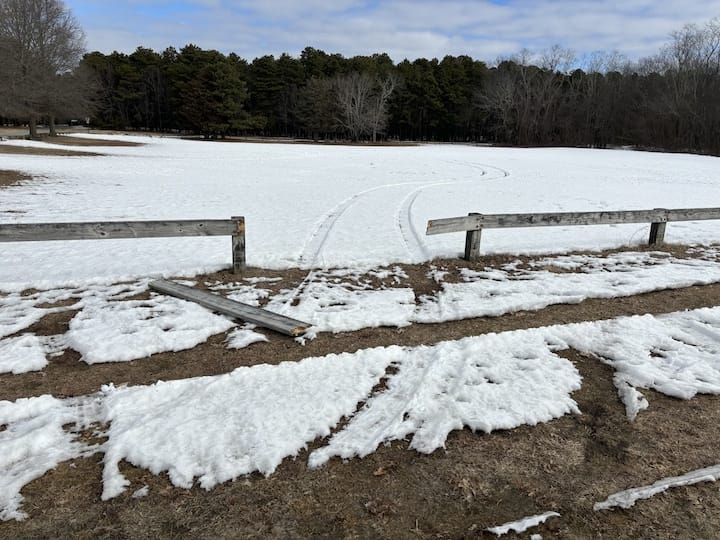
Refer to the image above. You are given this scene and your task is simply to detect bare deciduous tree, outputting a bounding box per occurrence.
[367,73,397,142]
[0,0,87,137]
[334,72,397,141]
[334,72,374,140]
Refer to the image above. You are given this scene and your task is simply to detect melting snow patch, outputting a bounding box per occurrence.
[0,294,52,339]
[0,334,48,374]
[485,511,560,535]
[308,332,581,467]
[0,334,68,375]
[65,296,235,363]
[551,308,720,419]
[0,395,101,521]
[5,307,720,519]
[131,486,150,499]
[268,270,416,333]
[98,349,394,499]
[414,253,720,324]
[594,464,720,511]
[226,325,268,349]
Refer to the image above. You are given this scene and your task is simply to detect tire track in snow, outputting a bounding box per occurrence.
[284,181,429,313]
[396,161,511,260]
[283,160,511,313]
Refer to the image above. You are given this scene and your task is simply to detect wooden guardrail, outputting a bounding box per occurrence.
[426,207,720,261]
[0,216,246,273]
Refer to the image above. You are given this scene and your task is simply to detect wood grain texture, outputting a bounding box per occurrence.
[231,216,246,273]
[0,219,237,242]
[150,279,310,337]
[426,208,720,235]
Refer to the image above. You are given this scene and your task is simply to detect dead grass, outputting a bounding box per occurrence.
[41,135,143,147]
[183,135,418,147]
[0,134,140,157]
[3,247,720,538]
[0,169,32,188]
[0,144,102,157]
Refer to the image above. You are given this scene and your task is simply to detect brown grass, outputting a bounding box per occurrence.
[183,135,419,147]
[0,169,32,188]
[2,248,720,538]
[41,135,144,147]
[0,144,102,157]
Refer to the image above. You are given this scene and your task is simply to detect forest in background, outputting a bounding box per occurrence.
[4,10,720,155]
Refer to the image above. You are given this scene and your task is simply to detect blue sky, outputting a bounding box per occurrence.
[66,1,720,63]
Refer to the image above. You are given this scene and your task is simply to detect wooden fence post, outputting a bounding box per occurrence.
[648,208,668,245]
[648,222,666,244]
[464,213,482,261]
[231,216,246,273]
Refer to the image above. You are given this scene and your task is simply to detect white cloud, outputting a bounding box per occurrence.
[69,0,720,61]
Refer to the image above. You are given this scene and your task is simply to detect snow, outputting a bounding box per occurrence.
[414,252,720,323]
[3,136,720,521]
[65,296,236,363]
[551,308,720,419]
[0,395,101,521]
[226,325,268,349]
[98,350,392,499]
[131,485,149,499]
[0,334,48,374]
[3,136,720,366]
[5,307,720,519]
[485,511,560,535]
[307,332,581,467]
[594,464,720,511]
[3,251,720,372]
[268,268,416,334]
[2,136,720,287]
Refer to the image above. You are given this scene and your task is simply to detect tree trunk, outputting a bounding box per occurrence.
[28,116,38,139]
[49,115,57,136]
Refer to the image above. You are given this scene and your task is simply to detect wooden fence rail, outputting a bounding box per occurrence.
[0,216,246,272]
[426,207,720,261]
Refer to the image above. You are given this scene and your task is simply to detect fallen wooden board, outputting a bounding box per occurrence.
[150,279,310,337]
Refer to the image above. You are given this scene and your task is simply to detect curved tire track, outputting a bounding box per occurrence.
[397,160,511,260]
[284,160,511,311]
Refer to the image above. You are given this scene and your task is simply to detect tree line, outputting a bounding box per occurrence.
[0,0,90,138]
[1,1,719,155]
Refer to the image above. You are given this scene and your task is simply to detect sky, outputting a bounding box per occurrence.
[65,1,720,63]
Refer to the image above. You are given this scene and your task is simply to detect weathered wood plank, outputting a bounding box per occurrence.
[426,207,720,235]
[464,213,482,261]
[0,219,236,242]
[231,216,246,273]
[665,208,720,221]
[649,222,667,244]
[149,279,310,337]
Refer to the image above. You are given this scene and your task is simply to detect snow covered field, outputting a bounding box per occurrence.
[2,135,720,526]
[2,135,720,287]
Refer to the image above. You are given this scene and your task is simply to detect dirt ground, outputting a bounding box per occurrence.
[181,135,418,146]
[33,135,143,147]
[0,169,33,188]
[0,133,142,158]
[0,144,102,157]
[3,247,720,539]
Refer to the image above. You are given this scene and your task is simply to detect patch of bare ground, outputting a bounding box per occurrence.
[43,135,144,147]
[0,169,32,188]
[0,144,102,157]
[4,352,720,539]
[3,245,720,538]
[182,135,418,147]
